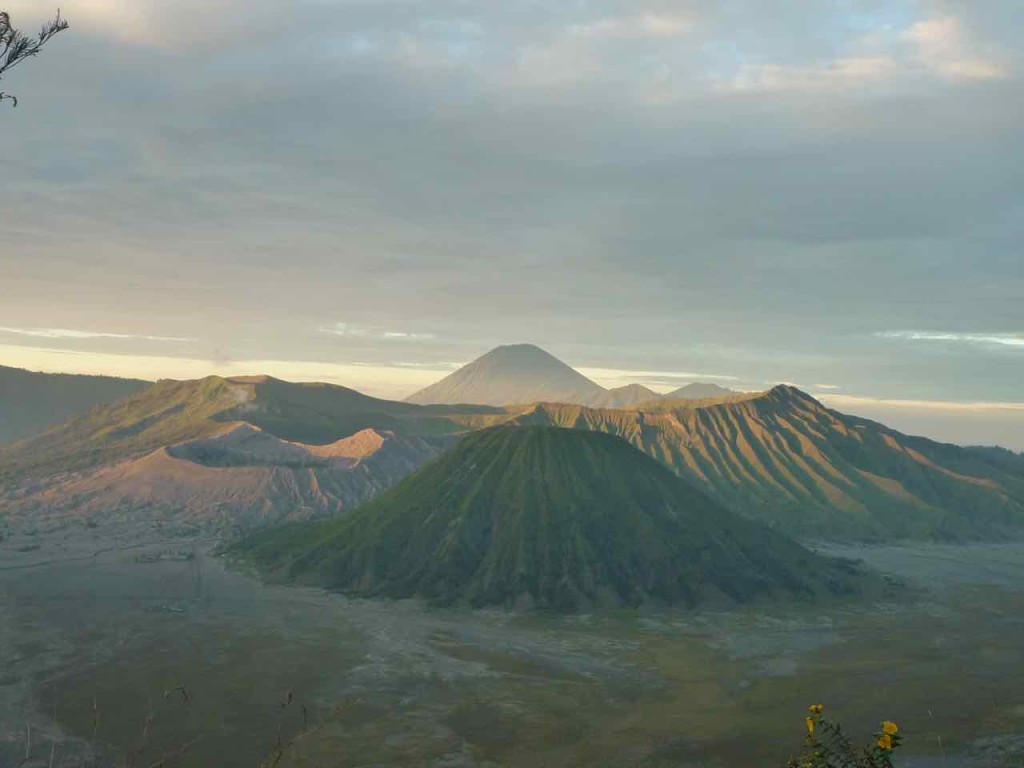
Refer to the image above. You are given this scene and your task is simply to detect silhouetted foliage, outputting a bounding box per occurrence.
[0,9,69,107]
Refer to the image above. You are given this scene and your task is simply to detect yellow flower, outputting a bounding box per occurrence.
[808,704,824,714]
[881,721,899,735]
[805,717,816,734]
[877,734,893,750]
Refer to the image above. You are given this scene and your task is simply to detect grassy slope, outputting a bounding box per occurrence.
[236,426,861,611]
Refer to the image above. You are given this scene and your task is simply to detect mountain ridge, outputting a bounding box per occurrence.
[3,363,1023,542]
[503,385,1024,540]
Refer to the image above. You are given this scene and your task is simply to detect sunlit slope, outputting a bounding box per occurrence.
[0,375,495,481]
[0,365,148,444]
[506,386,1024,540]
[12,425,448,529]
[236,426,862,610]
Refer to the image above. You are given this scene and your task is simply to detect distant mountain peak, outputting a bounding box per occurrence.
[587,383,664,409]
[226,374,278,385]
[405,344,604,407]
[614,383,656,393]
[493,342,546,352]
[764,384,820,406]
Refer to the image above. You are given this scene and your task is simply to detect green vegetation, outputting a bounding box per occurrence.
[234,425,863,610]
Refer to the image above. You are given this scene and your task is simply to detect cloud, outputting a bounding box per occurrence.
[388,361,467,370]
[722,13,1009,93]
[822,393,1024,413]
[1,0,1022,442]
[1,0,243,47]
[568,14,691,40]
[577,367,741,391]
[0,326,191,342]
[319,323,437,342]
[904,16,1007,81]
[876,331,1024,349]
[725,57,901,93]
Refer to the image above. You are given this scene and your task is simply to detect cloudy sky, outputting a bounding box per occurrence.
[1,0,1022,447]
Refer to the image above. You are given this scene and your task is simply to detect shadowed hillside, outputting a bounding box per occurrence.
[235,426,864,611]
[505,386,1024,540]
[0,365,148,444]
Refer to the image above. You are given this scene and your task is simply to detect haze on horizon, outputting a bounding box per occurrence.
[2,0,1022,448]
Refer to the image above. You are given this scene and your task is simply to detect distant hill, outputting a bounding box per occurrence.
[663,382,735,400]
[585,383,664,409]
[0,375,497,529]
[506,386,1024,541]
[0,365,148,444]
[405,344,606,406]
[235,426,863,611]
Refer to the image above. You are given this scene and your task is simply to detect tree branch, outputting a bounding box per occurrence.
[0,9,70,107]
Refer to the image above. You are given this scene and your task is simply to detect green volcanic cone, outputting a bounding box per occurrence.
[236,426,862,611]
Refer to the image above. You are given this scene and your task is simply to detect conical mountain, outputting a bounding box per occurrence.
[236,426,862,611]
[405,344,605,406]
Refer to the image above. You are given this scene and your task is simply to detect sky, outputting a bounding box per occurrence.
[1,0,1022,448]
